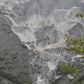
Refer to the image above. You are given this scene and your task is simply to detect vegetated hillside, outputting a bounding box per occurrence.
[0,15,35,84]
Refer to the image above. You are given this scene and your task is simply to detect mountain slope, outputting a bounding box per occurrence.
[0,14,34,84]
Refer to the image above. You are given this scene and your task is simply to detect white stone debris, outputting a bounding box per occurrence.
[68,74,74,79]
[36,75,48,84]
[46,62,57,71]
[71,55,83,62]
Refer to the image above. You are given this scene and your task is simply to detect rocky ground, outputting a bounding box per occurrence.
[0,0,84,84]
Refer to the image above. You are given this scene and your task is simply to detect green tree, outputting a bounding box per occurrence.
[61,34,84,84]
[75,13,83,18]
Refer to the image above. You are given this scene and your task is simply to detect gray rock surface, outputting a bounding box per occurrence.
[68,23,84,38]
[0,0,84,84]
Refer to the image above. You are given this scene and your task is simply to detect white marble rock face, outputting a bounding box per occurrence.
[0,0,84,84]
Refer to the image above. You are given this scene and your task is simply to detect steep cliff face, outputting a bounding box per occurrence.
[0,0,84,84]
[0,15,35,84]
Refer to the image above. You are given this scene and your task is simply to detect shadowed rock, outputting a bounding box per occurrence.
[68,23,84,38]
[0,15,34,84]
